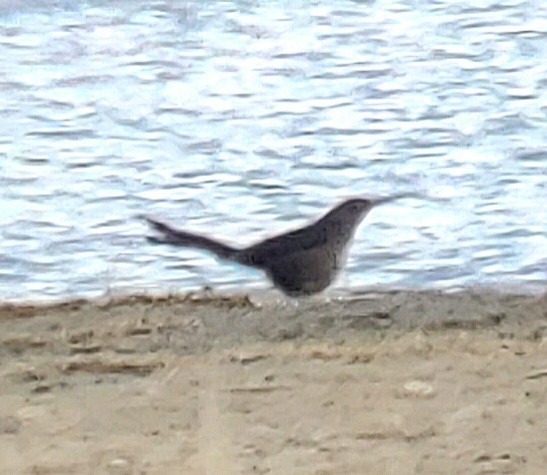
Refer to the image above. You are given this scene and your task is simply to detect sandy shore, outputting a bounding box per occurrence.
[1,289,546,474]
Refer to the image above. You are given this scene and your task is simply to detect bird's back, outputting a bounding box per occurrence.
[238,219,329,267]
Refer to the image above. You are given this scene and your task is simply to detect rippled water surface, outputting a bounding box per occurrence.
[1,0,546,301]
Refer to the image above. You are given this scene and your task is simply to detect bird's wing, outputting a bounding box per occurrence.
[243,222,328,267]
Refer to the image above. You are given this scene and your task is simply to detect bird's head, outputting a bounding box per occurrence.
[329,193,416,225]
[317,193,418,242]
[327,198,377,226]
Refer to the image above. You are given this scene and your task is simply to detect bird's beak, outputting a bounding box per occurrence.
[368,192,419,207]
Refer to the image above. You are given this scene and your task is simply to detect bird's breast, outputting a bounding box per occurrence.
[264,246,341,295]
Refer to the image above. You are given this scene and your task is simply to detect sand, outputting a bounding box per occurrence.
[0,289,546,474]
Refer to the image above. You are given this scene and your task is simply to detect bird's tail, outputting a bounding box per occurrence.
[145,217,240,261]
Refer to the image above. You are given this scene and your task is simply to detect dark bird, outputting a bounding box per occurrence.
[145,194,416,296]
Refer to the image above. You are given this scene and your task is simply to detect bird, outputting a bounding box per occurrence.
[145,193,417,296]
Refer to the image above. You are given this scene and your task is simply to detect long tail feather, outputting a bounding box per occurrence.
[145,217,240,261]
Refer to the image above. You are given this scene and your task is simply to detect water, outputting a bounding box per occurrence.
[0,0,545,302]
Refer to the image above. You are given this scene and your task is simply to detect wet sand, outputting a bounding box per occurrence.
[1,289,546,474]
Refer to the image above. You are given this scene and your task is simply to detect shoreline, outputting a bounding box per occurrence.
[1,289,546,474]
[1,288,545,342]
